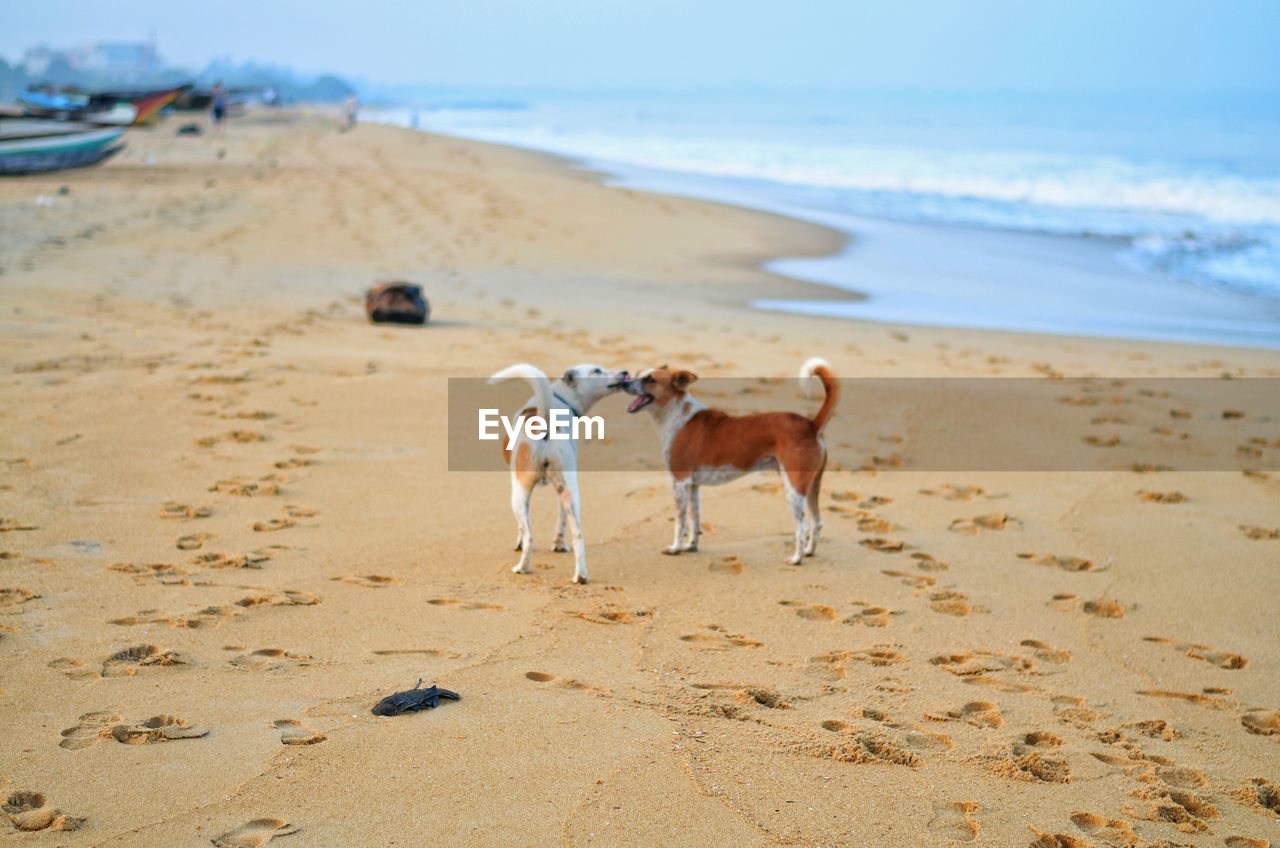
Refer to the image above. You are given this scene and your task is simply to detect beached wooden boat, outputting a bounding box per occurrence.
[0,121,125,175]
[18,84,189,125]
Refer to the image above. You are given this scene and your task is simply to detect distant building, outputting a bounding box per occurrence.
[69,41,161,76]
[21,45,64,75]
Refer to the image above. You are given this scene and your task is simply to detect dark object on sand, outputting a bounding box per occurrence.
[176,123,203,136]
[366,281,429,325]
[372,679,460,716]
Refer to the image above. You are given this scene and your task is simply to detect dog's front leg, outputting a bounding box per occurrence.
[553,473,587,583]
[665,479,692,555]
[682,483,701,551]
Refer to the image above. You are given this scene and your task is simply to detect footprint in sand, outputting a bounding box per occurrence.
[3,790,83,832]
[95,644,193,677]
[1018,552,1096,572]
[108,562,192,585]
[707,555,743,574]
[1143,635,1247,669]
[284,505,317,518]
[195,429,266,448]
[251,518,295,533]
[1021,639,1072,664]
[910,552,950,571]
[1241,710,1279,738]
[1069,813,1141,846]
[778,600,837,621]
[919,483,996,501]
[983,746,1071,784]
[1232,778,1280,816]
[211,818,299,848]
[927,801,981,842]
[428,598,503,611]
[0,587,39,607]
[929,590,978,617]
[332,574,400,589]
[948,513,1017,534]
[524,671,603,693]
[679,631,764,650]
[1137,489,1187,504]
[210,479,281,497]
[930,650,1034,678]
[176,533,211,551]
[192,551,272,569]
[273,719,326,746]
[1081,597,1126,619]
[934,701,1003,729]
[1136,689,1234,711]
[1239,524,1279,541]
[859,537,906,553]
[231,648,312,671]
[843,605,894,627]
[0,518,38,533]
[236,590,320,608]
[60,712,207,749]
[1223,837,1270,848]
[372,648,463,659]
[1022,731,1063,748]
[159,502,213,520]
[882,570,936,591]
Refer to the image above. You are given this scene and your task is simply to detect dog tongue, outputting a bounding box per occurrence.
[628,396,648,413]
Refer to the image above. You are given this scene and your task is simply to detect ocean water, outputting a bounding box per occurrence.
[371,90,1280,344]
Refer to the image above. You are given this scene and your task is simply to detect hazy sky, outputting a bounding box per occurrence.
[4,0,1278,92]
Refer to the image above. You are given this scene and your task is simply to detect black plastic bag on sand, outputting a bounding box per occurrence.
[372,679,460,716]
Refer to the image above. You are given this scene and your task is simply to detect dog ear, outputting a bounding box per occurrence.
[672,370,698,391]
[561,369,576,386]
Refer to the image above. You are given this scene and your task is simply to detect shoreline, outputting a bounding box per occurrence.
[370,112,1280,350]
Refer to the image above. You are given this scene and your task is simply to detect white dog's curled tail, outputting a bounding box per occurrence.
[799,357,838,432]
[488,363,554,420]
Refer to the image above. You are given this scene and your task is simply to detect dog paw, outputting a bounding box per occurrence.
[551,541,570,553]
[663,546,682,556]
[681,543,698,552]
[785,555,803,566]
[511,563,531,574]
[572,574,589,584]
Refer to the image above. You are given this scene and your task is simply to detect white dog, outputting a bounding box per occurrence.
[487,363,629,584]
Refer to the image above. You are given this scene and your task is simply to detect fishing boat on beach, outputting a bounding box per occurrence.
[0,119,125,175]
[18,84,190,125]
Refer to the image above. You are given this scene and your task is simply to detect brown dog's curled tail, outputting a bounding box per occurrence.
[800,357,838,432]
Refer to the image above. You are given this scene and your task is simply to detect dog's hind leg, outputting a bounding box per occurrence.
[552,503,570,552]
[665,479,692,555]
[781,471,807,565]
[510,481,534,574]
[804,459,825,557]
[553,472,587,583]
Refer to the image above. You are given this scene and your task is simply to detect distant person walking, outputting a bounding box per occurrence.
[344,94,359,131]
[210,82,228,134]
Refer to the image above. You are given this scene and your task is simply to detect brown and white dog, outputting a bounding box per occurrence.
[488,363,629,584]
[618,358,837,564]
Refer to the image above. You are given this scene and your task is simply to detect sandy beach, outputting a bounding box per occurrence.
[2,112,1279,847]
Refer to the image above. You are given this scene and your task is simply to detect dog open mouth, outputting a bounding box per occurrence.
[627,393,654,413]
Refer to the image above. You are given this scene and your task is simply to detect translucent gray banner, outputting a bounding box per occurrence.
[448,377,1279,472]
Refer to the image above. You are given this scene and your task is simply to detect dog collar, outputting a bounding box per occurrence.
[553,392,581,418]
